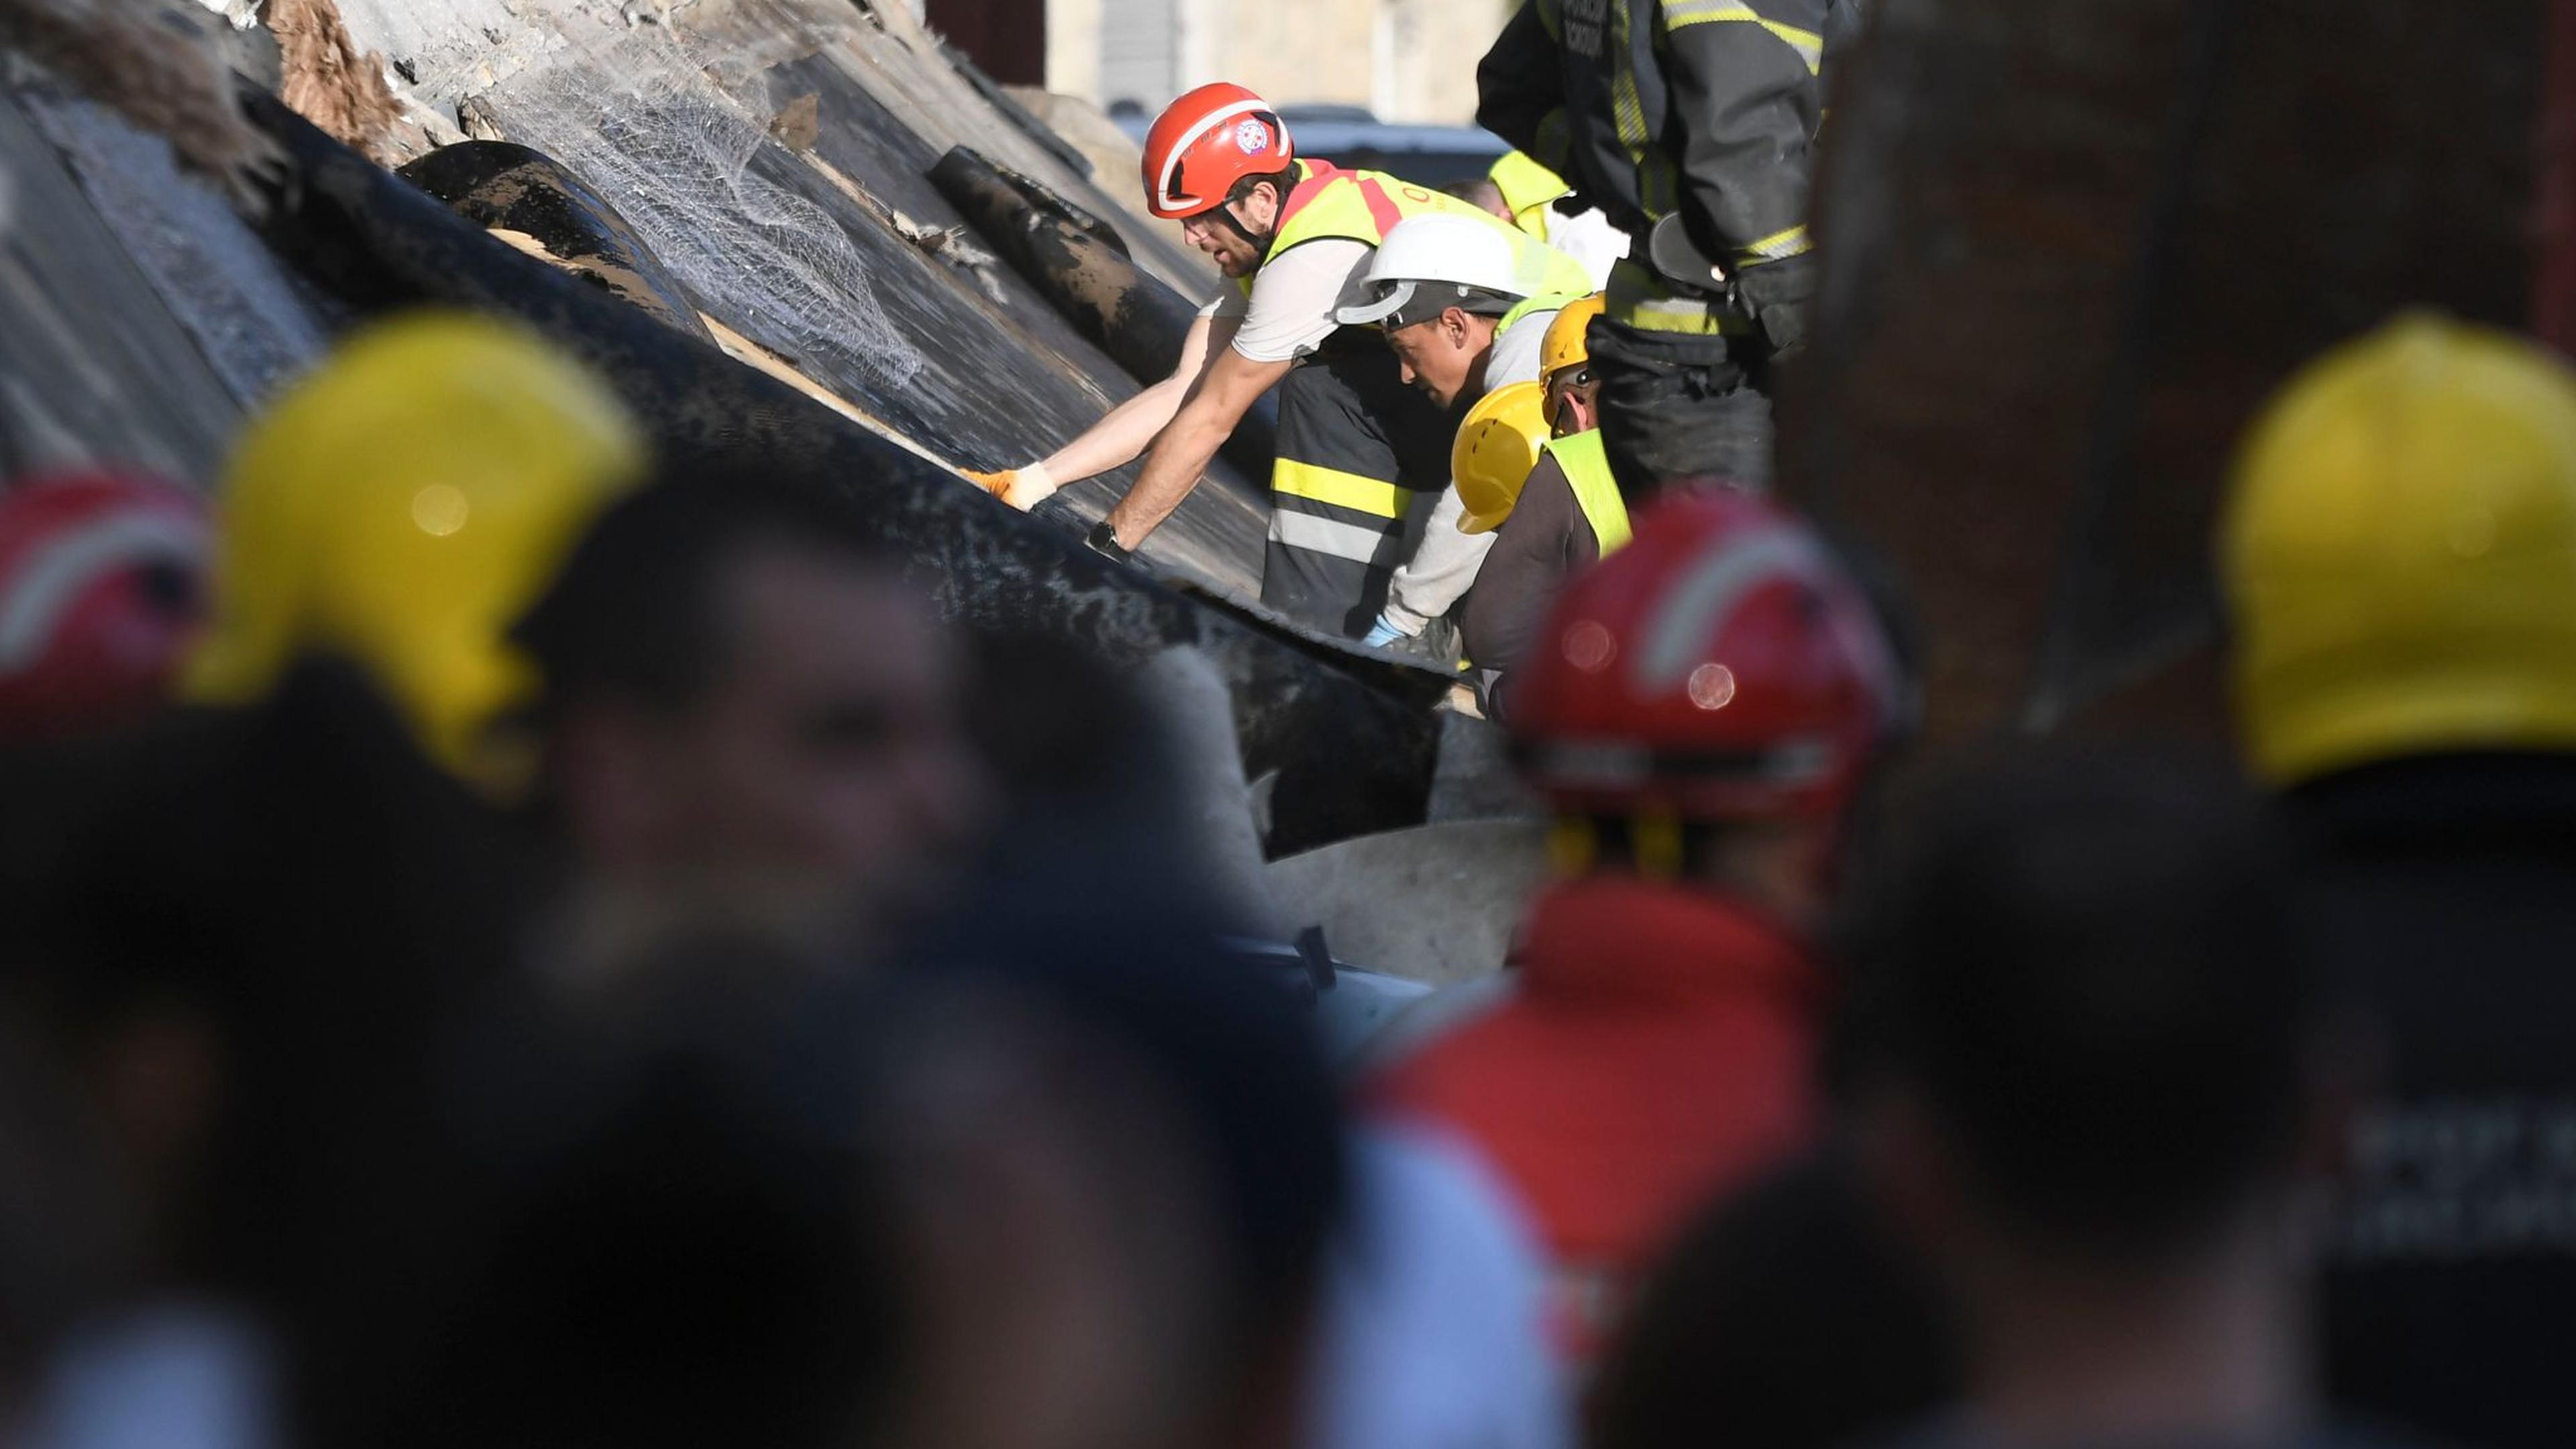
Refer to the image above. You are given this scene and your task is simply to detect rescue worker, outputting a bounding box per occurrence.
[967,83,1585,640]
[1477,0,1863,497]
[1368,492,1900,1363]
[2220,313,2576,1449]
[0,469,209,742]
[1458,294,1630,712]
[1328,211,1592,651]
[184,310,648,798]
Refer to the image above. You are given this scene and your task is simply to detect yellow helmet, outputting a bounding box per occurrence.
[184,311,647,793]
[1453,381,1552,535]
[2221,312,2576,785]
[1541,294,1606,388]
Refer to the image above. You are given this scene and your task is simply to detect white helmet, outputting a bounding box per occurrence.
[1336,213,1551,329]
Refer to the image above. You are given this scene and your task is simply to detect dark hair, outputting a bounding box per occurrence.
[906,917,1346,1346]
[1442,176,1508,211]
[1225,165,1298,210]
[513,474,897,718]
[1592,1146,1959,1449]
[1845,746,2316,1254]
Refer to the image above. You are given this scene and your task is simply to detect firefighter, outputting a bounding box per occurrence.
[1476,0,1864,497]
[967,83,1585,640]
[1458,294,1629,712]
[1332,211,1592,651]
[0,470,209,742]
[2221,313,2576,1449]
[183,310,648,796]
[1368,491,1900,1362]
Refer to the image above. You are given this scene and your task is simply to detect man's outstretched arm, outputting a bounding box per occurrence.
[1104,345,1293,548]
[973,313,1237,508]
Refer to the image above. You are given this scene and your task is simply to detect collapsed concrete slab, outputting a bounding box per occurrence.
[0,0,1532,953]
[243,89,1461,855]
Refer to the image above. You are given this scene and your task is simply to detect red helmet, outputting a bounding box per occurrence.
[1141,82,1294,219]
[0,470,210,743]
[1509,492,1899,821]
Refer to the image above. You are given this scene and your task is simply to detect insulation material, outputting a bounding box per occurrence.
[0,0,281,209]
[270,0,407,162]
[500,33,927,391]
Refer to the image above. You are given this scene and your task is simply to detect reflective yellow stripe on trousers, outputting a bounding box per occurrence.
[1270,458,1409,566]
[1274,458,1409,519]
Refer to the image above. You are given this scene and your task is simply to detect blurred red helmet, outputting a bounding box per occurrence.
[1141,82,1294,219]
[0,470,210,742]
[1509,492,1900,821]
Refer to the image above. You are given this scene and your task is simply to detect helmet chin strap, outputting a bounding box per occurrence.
[1210,191,1279,256]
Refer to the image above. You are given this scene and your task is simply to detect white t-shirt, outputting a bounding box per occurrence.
[1200,238,1378,364]
[1381,305,1558,633]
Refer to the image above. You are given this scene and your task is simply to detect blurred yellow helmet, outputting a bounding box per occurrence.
[1541,294,1606,388]
[2221,312,2576,786]
[184,311,647,793]
[1453,381,1552,535]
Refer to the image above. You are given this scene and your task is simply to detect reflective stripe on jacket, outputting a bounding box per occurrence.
[1240,161,1592,303]
[1477,0,1858,273]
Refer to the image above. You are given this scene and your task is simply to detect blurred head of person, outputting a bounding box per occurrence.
[1505,491,1902,930]
[513,477,993,969]
[1441,176,1515,223]
[0,469,209,745]
[181,310,647,798]
[879,923,1345,1449]
[1540,293,1607,437]
[337,902,1338,1449]
[1845,748,2342,1443]
[2223,312,2576,788]
[345,982,904,1449]
[1589,1146,1960,1449]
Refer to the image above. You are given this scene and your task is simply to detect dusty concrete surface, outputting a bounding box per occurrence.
[0,88,248,480]
[1265,820,1550,985]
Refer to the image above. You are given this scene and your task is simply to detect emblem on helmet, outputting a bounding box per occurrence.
[1232,117,1271,155]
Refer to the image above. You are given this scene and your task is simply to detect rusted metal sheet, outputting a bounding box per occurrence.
[1784,0,2547,744]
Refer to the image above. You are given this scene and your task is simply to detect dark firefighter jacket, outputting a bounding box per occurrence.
[1476,0,1864,273]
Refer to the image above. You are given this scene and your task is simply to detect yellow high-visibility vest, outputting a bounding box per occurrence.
[1240,160,1593,302]
[1543,427,1631,554]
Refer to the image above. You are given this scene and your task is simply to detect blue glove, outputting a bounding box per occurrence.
[1362,614,1409,649]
